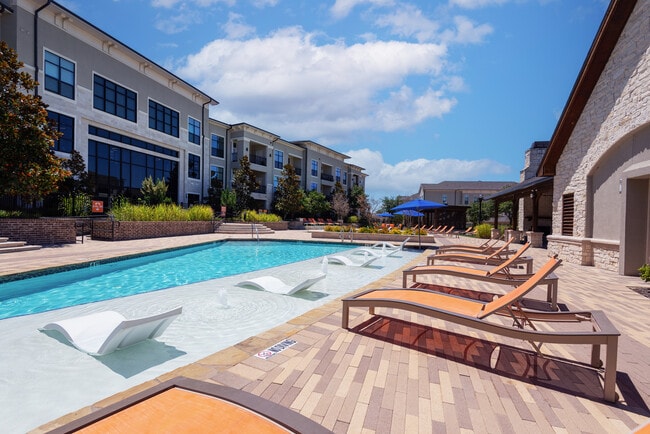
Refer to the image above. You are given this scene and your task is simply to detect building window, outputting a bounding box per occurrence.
[211,134,224,158]
[93,75,136,122]
[562,193,574,236]
[310,182,317,191]
[273,175,280,193]
[464,194,469,205]
[335,167,341,183]
[88,140,178,200]
[311,160,318,177]
[188,117,201,144]
[47,111,74,153]
[343,172,347,185]
[274,150,284,169]
[442,194,448,205]
[44,51,75,99]
[148,100,179,137]
[188,153,200,179]
[210,165,224,186]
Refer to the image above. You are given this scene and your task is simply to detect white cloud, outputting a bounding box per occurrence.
[375,4,440,42]
[330,0,395,20]
[449,0,509,9]
[346,148,511,198]
[252,0,279,7]
[444,15,493,44]
[178,27,453,139]
[224,12,256,39]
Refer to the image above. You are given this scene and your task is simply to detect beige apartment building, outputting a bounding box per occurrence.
[0,0,366,211]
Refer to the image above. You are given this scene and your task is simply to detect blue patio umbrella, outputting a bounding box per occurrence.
[377,212,393,218]
[392,199,446,248]
[395,210,424,217]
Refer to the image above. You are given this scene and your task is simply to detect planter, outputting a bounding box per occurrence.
[261,221,289,231]
[91,220,214,241]
[0,218,77,245]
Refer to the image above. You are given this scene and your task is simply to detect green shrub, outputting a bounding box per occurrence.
[0,210,24,218]
[347,216,358,224]
[58,193,91,216]
[110,203,213,221]
[239,210,281,222]
[639,264,650,282]
[474,223,492,239]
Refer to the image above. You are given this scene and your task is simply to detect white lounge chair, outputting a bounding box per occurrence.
[370,237,410,252]
[236,272,326,295]
[351,247,400,258]
[41,306,182,356]
[326,254,379,267]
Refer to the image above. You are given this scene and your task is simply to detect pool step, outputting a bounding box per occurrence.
[0,240,42,253]
[215,223,275,235]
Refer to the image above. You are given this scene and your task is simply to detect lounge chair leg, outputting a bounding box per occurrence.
[590,344,602,368]
[603,336,619,402]
[342,302,350,329]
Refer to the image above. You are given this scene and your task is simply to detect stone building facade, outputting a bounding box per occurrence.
[541,0,649,274]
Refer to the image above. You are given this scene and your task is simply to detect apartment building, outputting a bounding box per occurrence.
[1,0,366,211]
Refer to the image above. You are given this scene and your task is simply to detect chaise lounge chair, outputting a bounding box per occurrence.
[436,238,500,254]
[47,376,331,434]
[403,244,559,309]
[326,254,379,267]
[427,239,533,273]
[41,306,182,356]
[236,272,326,295]
[342,256,620,402]
[370,237,410,252]
[352,247,401,258]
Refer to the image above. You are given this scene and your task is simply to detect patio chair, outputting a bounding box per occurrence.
[370,237,410,252]
[326,254,379,267]
[434,225,448,234]
[236,272,326,295]
[442,226,455,236]
[436,238,502,254]
[403,245,559,309]
[352,247,401,258]
[428,239,533,273]
[342,256,619,402]
[41,306,182,356]
[47,377,331,434]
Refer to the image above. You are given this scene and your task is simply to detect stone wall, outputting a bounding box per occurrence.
[91,221,214,241]
[551,1,649,270]
[0,218,77,245]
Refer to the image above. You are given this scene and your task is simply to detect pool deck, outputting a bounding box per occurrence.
[2,231,649,433]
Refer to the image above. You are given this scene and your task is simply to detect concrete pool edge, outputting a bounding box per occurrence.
[30,250,428,433]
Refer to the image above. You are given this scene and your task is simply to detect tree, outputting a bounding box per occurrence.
[331,189,349,223]
[302,190,330,217]
[232,155,259,215]
[206,176,223,213]
[220,188,236,219]
[466,199,495,227]
[499,201,514,228]
[0,41,69,202]
[55,150,91,216]
[273,164,304,220]
[139,176,170,205]
[381,196,401,213]
[355,192,373,226]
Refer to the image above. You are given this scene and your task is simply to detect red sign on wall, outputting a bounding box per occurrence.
[92,200,104,213]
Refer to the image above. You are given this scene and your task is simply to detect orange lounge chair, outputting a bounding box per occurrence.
[434,225,448,234]
[443,226,455,236]
[436,238,502,254]
[48,377,331,433]
[403,244,558,309]
[342,256,619,402]
[427,239,533,273]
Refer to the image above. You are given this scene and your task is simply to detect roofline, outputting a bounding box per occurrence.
[538,0,637,176]
[46,1,218,105]
[0,1,14,13]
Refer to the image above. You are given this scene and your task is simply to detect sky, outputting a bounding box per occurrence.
[60,0,609,200]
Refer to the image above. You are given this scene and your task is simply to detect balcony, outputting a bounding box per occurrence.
[321,173,334,182]
[231,151,239,162]
[254,185,267,194]
[250,155,267,166]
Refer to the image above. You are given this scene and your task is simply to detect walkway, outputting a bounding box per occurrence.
[1,231,648,433]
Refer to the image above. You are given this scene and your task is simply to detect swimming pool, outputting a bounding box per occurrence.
[0,240,354,319]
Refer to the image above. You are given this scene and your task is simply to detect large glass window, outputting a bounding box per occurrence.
[47,111,74,153]
[343,172,347,185]
[44,51,75,99]
[273,175,280,193]
[93,75,136,122]
[188,117,201,145]
[274,150,284,169]
[88,140,178,200]
[335,167,341,183]
[442,194,448,205]
[464,194,469,205]
[211,134,224,158]
[188,153,200,179]
[311,160,318,177]
[310,182,317,191]
[148,100,179,137]
[210,165,224,183]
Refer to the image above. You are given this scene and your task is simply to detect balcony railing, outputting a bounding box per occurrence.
[254,185,267,194]
[250,155,267,166]
[321,173,334,182]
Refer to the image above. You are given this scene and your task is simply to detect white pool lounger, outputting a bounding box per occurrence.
[41,306,182,356]
[236,273,326,295]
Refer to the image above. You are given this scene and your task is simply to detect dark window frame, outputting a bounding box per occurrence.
[93,74,137,122]
[188,117,201,145]
[47,111,74,153]
[188,153,201,179]
[148,100,179,137]
[44,50,75,99]
[211,134,225,158]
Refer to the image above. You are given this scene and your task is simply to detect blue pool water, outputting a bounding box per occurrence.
[0,240,353,320]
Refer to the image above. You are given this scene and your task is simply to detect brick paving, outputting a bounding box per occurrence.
[4,232,648,433]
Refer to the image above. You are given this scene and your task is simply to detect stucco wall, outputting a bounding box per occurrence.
[550,1,650,270]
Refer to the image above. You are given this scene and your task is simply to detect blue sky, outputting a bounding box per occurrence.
[61,0,608,200]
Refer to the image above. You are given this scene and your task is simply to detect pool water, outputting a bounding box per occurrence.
[0,240,353,319]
